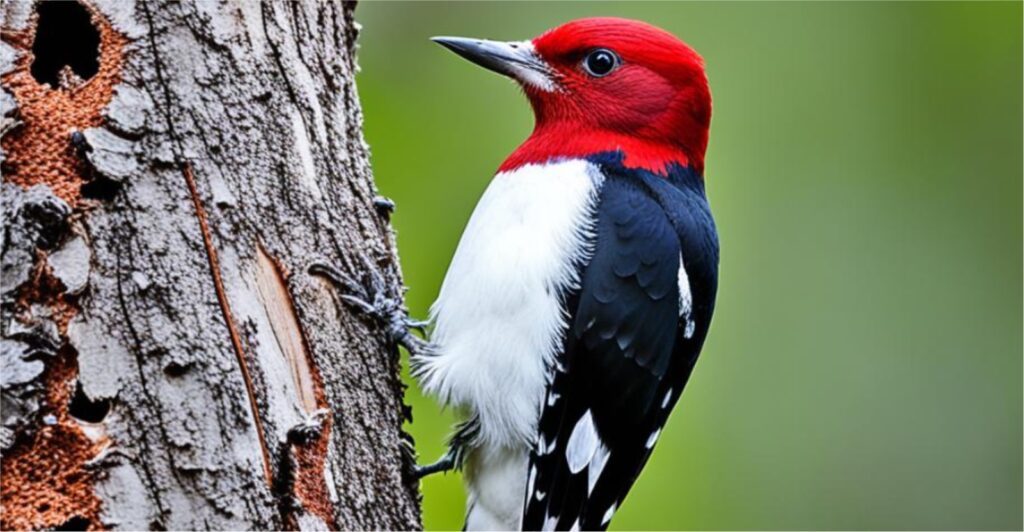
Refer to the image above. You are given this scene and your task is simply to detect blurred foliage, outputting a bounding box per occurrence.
[354,2,1022,530]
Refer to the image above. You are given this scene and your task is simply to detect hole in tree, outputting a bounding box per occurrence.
[163,360,190,377]
[80,175,122,201]
[68,381,110,423]
[30,1,100,87]
[54,516,90,531]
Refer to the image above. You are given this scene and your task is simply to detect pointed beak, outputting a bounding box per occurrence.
[431,36,557,92]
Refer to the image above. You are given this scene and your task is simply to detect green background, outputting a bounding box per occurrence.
[354,2,1022,530]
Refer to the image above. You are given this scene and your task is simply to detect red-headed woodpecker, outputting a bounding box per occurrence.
[418,18,719,531]
[314,16,718,532]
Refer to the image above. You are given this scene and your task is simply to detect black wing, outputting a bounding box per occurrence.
[521,161,718,531]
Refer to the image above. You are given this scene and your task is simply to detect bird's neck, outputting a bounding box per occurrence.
[499,122,703,176]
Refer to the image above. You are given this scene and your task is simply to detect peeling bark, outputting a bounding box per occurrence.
[1,0,422,529]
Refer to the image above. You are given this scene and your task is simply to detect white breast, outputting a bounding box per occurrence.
[417,159,603,448]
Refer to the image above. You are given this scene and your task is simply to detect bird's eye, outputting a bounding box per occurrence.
[582,49,619,77]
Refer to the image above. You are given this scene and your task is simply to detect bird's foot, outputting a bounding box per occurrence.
[309,262,433,356]
[413,451,456,479]
[413,415,478,479]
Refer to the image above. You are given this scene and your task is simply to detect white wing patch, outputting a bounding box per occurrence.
[601,503,617,526]
[645,428,662,449]
[566,410,600,474]
[588,442,611,493]
[565,410,613,496]
[662,388,673,409]
[526,465,537,504]
[678,253,696,338]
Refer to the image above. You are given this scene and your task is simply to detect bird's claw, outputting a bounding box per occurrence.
[411,415,476,479]
[339,294,379,316]
[308,263,380,310]
[413,451,456,479]
[406,318,430,335]
[309,261,432,356]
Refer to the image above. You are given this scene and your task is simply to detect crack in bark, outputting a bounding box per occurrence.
[112,232,172,519]
[260,3,301,112]
[181,162,273,486]
[141,0,274,489]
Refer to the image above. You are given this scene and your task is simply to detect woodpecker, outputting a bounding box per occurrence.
[316,16,718,532]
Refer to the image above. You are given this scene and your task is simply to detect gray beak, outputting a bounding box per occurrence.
[431,36,556,91]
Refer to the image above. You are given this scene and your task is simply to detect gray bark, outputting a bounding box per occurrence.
[1,0,422,529]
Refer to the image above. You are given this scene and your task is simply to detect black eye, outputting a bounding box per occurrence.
[583,48,619,77]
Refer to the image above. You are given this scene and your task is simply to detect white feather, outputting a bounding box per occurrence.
[526,465,537,502]
[678,253,696,338]
[601,503,617,526]
[565,410,599,474]
[645,428,662,449]
[418,159,603,448]
[464,445,527,531]
[588,442,611,493]
[512,41,558,92]
[678,253,692,318]
[536,434,556,456]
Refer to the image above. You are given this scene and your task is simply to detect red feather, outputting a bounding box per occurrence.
[500,17,711,176]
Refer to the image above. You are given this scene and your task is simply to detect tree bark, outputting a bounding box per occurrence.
[1,0,422,529]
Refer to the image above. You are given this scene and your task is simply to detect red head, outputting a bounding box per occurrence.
[434,18,711,175]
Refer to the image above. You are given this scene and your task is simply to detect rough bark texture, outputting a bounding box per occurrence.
[1,0,422,529]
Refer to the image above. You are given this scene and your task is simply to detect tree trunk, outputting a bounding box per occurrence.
[1,0,422,529]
